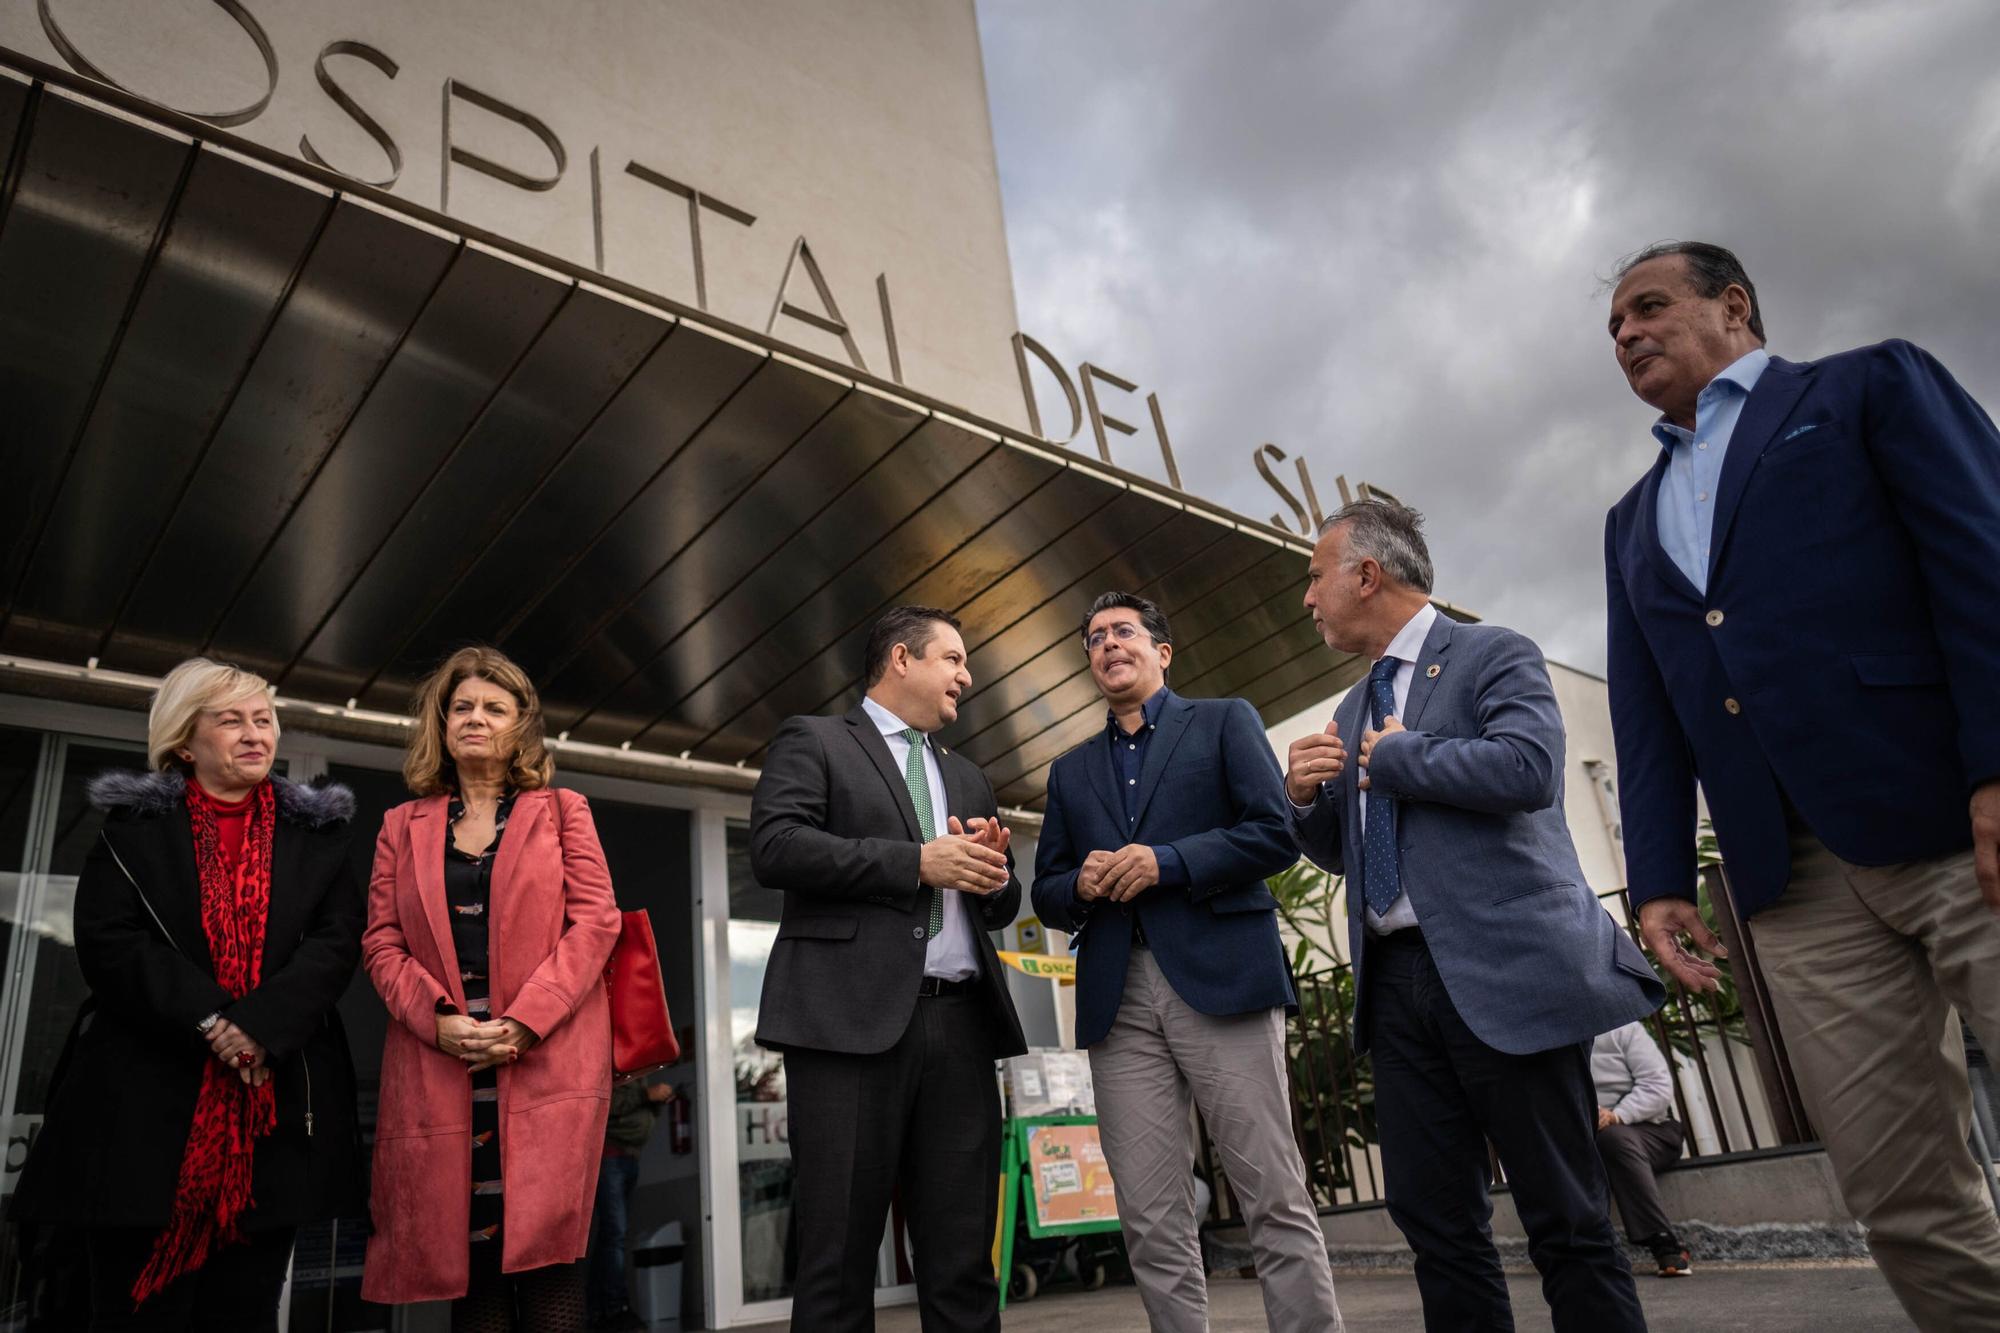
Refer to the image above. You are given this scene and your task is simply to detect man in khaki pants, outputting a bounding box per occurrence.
[1602,240,2000,1330]
[1032,592,1341,1332]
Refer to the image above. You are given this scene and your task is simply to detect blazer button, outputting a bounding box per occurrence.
[911,927,925,939]
[1705,609,1724,627]
[1723,697,1741,715]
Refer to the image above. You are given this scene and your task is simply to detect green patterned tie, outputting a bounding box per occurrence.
[901,728,943,939]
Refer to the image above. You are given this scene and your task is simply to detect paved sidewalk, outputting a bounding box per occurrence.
[745,1261,1911,1330]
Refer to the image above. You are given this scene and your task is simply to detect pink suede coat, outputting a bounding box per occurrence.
[360,787,621,1305]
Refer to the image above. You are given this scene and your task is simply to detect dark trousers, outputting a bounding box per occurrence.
[1366,933,1646,1333]
[783,992,1001,1333]
[1595,1119,1685,1244]
[587,1152,641,1319]
[85,1225,296,1332]
[456,1244,585,1333]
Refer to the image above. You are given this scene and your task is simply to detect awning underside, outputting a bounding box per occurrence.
[0,76,1360,809]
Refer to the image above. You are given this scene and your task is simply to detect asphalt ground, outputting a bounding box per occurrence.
[744,1260,1912,1330]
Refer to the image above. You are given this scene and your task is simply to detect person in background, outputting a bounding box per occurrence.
[1590,1021,1691,1277]
[361,647,622,1332]
[587,1079,676,1331]
[9,658,362,1331]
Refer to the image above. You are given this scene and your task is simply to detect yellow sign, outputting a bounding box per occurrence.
[998,950,1076,984]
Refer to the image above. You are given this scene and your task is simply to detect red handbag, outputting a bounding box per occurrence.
[606,909,679,1082]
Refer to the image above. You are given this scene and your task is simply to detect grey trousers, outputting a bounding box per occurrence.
[1752,823,2000,1332]
[1088,948,1342,1333]
[1594,1118,1685,1244]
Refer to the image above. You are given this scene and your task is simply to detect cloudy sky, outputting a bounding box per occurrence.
[976,0,2000,671]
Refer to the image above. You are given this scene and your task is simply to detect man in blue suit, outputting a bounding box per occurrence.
[1032,592,1342,1333]
[1603,240,2000,1331]
[1288,500,1660,1332]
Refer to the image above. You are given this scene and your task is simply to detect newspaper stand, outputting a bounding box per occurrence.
[994,1113,1124,1309]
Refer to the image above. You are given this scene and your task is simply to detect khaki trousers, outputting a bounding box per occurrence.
[1088,948,1342,1333]
[1752,824,2000,1332]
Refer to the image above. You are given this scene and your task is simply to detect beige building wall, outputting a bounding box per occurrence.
[1548,661,1627,904]
[0,0,1024,423]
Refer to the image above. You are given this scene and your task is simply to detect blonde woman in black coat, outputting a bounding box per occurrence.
[9,659,363,1332]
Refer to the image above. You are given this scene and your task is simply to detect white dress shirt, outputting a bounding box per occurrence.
[861,696,979,980]
[1293,602,1437,934]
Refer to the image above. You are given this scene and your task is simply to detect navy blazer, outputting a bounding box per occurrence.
[1606,341,2000,917]
[1290,616,1663,1056]
[1032,691,1299,1049]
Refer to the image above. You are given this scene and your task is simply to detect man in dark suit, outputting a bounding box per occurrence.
[1032,592,1341,1333]
[1288,500,1660,1332]
[750,605,1027,1332]
[1603,240,2000,1330]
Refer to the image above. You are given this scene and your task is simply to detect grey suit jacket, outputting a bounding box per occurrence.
[1290,614,1663,1055]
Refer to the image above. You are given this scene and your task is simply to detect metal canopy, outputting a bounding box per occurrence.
[0,70,1365,810]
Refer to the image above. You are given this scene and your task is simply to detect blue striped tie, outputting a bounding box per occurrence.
[1362,658,1402,917]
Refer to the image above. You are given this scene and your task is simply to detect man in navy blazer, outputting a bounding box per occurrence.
[1033,592,1341,1333]
[1288,501,1660,1331]
[1603,240,2000,1330]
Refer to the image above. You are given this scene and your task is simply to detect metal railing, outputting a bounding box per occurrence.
[1201,865,2000,1228]
[1201,880,1794,1220]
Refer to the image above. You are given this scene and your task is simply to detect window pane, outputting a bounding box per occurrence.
[0,733,145,1326]
[728,822,793,1304]
[12,743,139,1122]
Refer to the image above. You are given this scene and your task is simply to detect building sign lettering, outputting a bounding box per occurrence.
[1015,328,1408,537]
[27,0,910,389]
[23,3,1406,534]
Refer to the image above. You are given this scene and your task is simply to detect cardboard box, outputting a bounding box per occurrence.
[1002,1048,1095,1118]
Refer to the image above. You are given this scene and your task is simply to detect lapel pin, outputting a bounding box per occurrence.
[1426,663,1441,678]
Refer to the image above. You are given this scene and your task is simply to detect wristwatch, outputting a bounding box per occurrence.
[196,1012,222,1036]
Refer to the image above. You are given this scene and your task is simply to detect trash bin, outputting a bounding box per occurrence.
[631,1221,684,1331]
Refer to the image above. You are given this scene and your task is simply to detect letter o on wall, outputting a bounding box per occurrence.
[38,0,280,128]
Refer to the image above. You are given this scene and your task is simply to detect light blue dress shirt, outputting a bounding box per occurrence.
[860,695,979,980]
[1650,347,1770,593]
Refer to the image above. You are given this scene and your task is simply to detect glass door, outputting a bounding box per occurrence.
[0,730,148,1327]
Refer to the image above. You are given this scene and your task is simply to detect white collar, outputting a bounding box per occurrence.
[861,694,924,742]
[1650,346,1771,447]
[1382,602,1439,666]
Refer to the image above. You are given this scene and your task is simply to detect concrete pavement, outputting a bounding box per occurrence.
[744,1261,1912,1330]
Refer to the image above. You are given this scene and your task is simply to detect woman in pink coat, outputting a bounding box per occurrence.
[361,646,620,1331]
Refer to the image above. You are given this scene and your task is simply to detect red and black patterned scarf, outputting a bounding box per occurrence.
[132,778,279,1305]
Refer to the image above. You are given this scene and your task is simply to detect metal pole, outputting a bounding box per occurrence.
[1611,888,1702,1152]
[1970,1100,2000,1216]
[1330,976,1379,1204]
[1964,1022,2000,1215]
[1700,863,1813,1143]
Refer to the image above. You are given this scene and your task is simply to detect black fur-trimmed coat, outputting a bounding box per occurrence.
[8,770,366,1229]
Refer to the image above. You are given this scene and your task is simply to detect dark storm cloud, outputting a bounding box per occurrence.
[977,0,2000,670]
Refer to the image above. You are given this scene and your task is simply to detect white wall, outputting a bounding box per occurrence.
[1548,661,1626,903]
